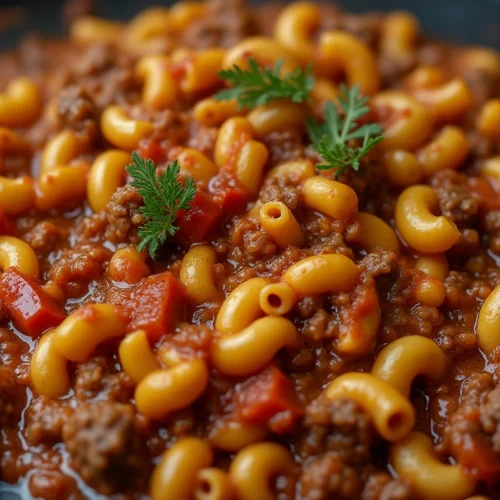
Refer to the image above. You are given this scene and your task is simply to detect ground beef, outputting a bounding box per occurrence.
[483,210,500,254]
[300,452,363,499]
[63,401,149,495]
[298,396,412,499]
[430,170,478,226]
[442,372,500,482]
[260,177,301,211]
[71,45,137,109]
[56,86,98,142]
[187,122,218,157]
[105,185,145,245]
[228,217,277,265]
[300,396,375,462]
[182,0,257,49]
[24,396,74,445]
[362,474,414,500]
[159,323,214,361]
[0,366,19,427]
[261,129,307,167]
[24,221,63,255]
[74,357,134,403]
[49,242,112,297]
[462,67,500,105]
[360,250,399,279]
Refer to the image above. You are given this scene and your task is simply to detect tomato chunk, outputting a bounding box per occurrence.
[0,209,14,235]
[136,139,166,165]
[176,190,221,246]
[124,271,186,341]
[210,172,248,217]
[234,366,304,434]
[0,267,66,337]
[454,431,500,484]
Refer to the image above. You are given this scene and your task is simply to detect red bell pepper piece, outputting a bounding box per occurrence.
[0,267,66,337]
[176,190,221,246]
[234,366,304,434]
[125,271,186,341]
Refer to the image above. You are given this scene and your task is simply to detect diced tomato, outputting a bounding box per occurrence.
[454,431,500,484]
[0,267,66,337]
[234,366,304,434]
[216,187,247,216]
[136,139,167,165]
[0,209,14,235]
[209,172,248,217]
[124,271,186,341]
[176,190,221,246]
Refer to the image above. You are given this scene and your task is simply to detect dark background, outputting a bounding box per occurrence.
[1,0,500,51]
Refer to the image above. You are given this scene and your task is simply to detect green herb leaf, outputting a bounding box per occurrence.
[126,151,197,260]
[214,58,315,109]
[308,84,383,178]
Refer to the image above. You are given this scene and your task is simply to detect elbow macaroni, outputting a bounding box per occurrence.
[395,185,461,253]
[391,432,476,500]
[325,372,415,441]
[372,336,446,397]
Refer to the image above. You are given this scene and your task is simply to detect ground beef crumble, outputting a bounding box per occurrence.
[104,185,145,245]
[62,401,149,495]
[441,372,500,483]
[297,396,413,499]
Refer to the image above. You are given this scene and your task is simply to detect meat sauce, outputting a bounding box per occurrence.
[0,0,500,499]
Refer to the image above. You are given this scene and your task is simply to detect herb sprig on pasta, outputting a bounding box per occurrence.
[126,152,197,260]
[308,84,383,178]
[215,58,314,109]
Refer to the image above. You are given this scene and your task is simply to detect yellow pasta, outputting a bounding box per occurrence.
[259,282,298,316]
[395,185,461,253]
[259,201,304,248]
[302,176,359,220]
[325,372,415,441]
[229,443,294,500]
[150,438,213,500]
[180,245,219,304]
[30,331,70,398]
[101,105,154,150]
[0,77,42,127]
[211,316,299,376]
[319,31,380,95]
[477,284,500,355]
[215,277,269,335]
[118,330,161,385]
[0,236,39,277]
[135,359,209,420]
[346,212,400,256]
[372,336,446,397]
[52,304,127,362]
[390,432,476,500]
[282,254,359,296]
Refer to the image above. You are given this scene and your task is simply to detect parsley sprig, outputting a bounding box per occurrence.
[126,152,197,260]
[308,84,383,178]
[214,58,315,109]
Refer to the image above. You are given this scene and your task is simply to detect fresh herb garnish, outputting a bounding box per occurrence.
[126,151,197,260]
[214,58,315,109]
[308,84,383,178]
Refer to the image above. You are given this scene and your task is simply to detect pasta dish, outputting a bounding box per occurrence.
[1,0,500,498]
